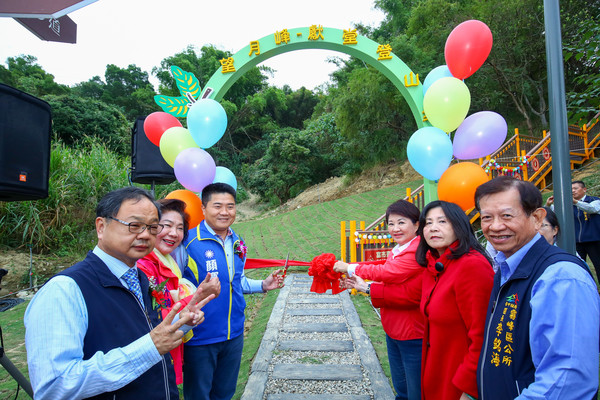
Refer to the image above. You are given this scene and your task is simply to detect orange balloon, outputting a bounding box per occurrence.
[165,189,204,229]
[437,162,489,211]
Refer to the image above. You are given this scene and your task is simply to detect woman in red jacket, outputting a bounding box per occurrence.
[334,199,424,400]
[137,198,220,385]
[416,200,494,400]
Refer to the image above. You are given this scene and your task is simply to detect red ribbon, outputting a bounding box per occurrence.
[245,256,386,295]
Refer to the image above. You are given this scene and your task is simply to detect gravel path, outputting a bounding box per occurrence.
[241,274,394,400]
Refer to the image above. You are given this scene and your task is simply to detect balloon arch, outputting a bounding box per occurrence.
[201,26,426,126]
[153,22,498,211]
[155,25,436,201]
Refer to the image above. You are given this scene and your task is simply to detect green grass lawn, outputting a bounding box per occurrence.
[0,301,29,399]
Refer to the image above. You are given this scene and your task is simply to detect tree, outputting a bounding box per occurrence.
[244,125,344,204]
[153,45,269,109]
[46,94,130,155]
[101,64,158,121]
[72,76,105,100]
[73,64,159,121]
[563,5,600,124]
[0,55,69,97]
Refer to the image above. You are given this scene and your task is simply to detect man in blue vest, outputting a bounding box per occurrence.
[546,180,600,277]
[25,187,212,399]
[475,176,599,399]
[183,183,284,400]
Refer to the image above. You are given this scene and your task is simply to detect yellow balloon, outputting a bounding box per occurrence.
[159,127,198,167]
[423,77,471,133]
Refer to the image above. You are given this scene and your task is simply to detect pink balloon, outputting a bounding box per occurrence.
[445,20,493,79]
[173,148,216,192]
[453,111,507,160]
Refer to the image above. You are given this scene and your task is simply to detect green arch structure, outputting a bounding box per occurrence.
[200,26,436,201]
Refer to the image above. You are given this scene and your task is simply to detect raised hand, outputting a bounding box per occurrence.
[150,303,188,355]
[351,274,369,293]
[198,272,221,299]
[333,261,349,274]
[180,287,215,326]
[263,269,284,291]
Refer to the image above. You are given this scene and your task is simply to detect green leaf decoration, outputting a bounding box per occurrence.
[171,65,201,100]
[154,95,190,118]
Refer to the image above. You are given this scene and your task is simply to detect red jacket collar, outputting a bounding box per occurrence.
[425,241,459,275]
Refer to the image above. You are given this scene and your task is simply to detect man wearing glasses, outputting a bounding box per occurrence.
[24,187,213,399]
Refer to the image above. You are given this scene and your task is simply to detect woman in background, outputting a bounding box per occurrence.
[138,198,220,385]
[417,200,494,400]
[539,206,560,245]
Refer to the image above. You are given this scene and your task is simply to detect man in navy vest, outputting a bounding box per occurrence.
[182,183,284,400]
[546,180,600,277]
[475,176,599,399]
[25,187,212,399]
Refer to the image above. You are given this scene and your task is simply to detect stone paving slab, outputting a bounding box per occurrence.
[241,274,394,400]
[277,340,354,352]
[287,298,338,304]
[289,288,332,294]
[268,394,371,400]
[282,322,347,333]
[272,364,363,380]
[286,308,342,316]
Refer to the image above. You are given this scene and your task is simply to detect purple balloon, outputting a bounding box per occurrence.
[452,111,507,160]
[174,148,216,192]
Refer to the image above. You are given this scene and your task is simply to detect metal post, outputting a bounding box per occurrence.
[543,0,576,254]
[423,178,438,204]
[150,180,156,198]
[28,244,33,289]
[0,350,34,398]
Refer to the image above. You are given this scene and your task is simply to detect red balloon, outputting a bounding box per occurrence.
[444,20,493,80]
[143,112,182,146]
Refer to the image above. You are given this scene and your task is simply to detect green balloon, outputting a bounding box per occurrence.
[423,77,471,133]
[159,127,198,167]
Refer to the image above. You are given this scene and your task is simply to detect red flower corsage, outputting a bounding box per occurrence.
[148,276,171,310]
[234,239,247,259]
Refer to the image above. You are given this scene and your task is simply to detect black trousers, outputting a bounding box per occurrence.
[576,241,600,280]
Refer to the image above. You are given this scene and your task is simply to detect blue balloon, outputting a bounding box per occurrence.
[422,65,454,96]
[187,99,227,149]
[213,166,238,191]
[407,127,453,181]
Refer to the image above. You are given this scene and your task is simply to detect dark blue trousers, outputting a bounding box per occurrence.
[386,335,422,400]
[183,334,244,400]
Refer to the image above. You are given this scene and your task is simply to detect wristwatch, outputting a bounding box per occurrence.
[365,283,371,295]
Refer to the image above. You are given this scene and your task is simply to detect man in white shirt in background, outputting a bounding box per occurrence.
[546,180,600,278]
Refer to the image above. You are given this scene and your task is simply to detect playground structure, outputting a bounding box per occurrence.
[340,111,600,263]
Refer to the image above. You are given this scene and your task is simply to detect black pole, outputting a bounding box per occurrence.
[543,0,576,254]
[0,351,34,398]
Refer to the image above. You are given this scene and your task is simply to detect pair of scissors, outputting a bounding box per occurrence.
[279,251,290,287]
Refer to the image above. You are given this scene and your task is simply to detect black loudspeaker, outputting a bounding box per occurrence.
[0,84,51,202]
[131,116,176,185]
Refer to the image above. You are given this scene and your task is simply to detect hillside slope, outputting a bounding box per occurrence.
[3,159,600,295]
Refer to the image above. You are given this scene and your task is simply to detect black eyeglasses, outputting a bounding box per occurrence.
[107,216,164,235]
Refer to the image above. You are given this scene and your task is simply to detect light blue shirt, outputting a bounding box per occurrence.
[24,247,162,400]
[204,223,263,293]
[493,234,600,399]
